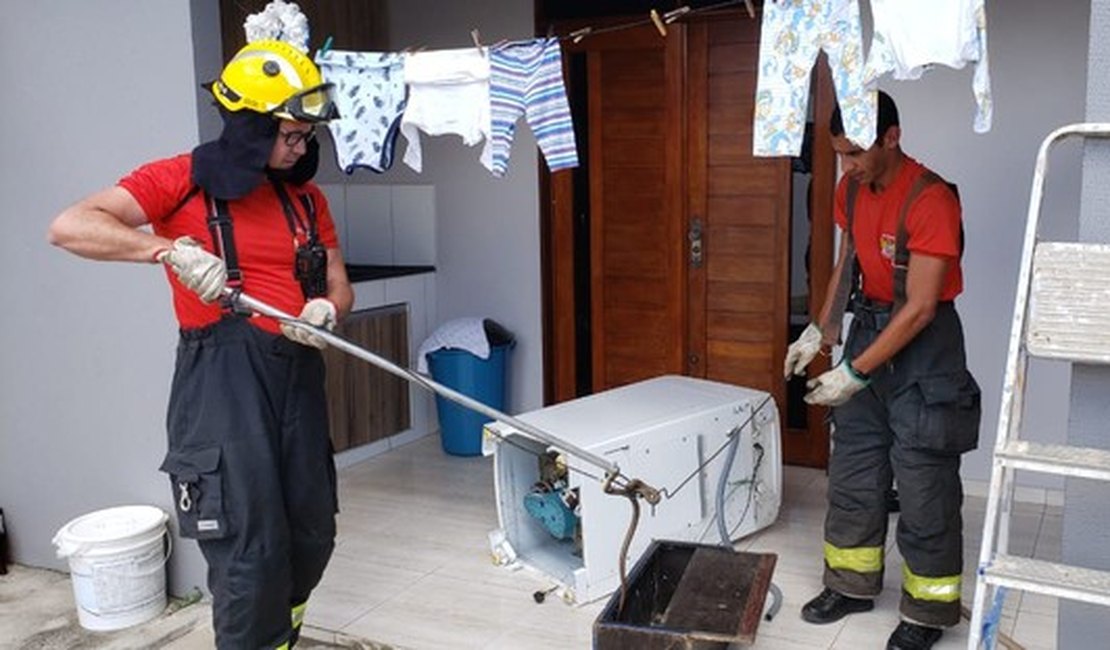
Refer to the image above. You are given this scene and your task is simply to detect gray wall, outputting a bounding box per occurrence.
[0,2,207,593]
[1060,0,1110,645]
[325,0,544,415]
[880,0,1089,486]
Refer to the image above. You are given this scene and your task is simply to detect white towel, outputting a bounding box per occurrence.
[417,317,490,373]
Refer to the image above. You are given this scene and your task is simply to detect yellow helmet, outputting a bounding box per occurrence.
[211,39,337,123]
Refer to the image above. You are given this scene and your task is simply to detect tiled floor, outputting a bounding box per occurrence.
[304,435,1063,650]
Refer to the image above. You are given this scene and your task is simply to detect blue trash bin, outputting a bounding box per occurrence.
[427,342,513,456]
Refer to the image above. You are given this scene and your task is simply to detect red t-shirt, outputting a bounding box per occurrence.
[119,154,338,334]
[834,157,963,303]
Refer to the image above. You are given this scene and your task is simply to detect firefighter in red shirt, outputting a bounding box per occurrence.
[48,40,353,649]
[784,91,981,650]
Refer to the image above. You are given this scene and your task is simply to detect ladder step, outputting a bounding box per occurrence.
[998,441,1110,481]
[1028,242,1110,363]
[982,555,1110,606]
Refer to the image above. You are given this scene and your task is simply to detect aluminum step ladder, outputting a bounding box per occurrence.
[968,123,1110,649]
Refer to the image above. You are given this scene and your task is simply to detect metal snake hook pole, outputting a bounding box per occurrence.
[227,288,660,499]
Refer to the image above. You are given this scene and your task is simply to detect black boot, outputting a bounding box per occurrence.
[800,588,874,624]
[886,621,943,650]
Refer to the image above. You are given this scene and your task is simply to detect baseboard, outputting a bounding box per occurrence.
[962,479,1065,507]
[333,428,434,470]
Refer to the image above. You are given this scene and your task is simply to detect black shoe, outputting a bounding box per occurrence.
[886,621,943,650]
[800,588,874,624]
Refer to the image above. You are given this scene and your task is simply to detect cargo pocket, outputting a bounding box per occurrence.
[159,447,230,540]
[915,371,982,454]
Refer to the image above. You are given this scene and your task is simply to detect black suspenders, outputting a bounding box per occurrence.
[820,172,953,340]
[821,181,862,346]
[202,183,322,313]
[204,194,248,314]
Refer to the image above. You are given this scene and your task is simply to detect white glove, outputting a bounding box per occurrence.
[804,361,869,406]
[783,323,824,379]
[281,298,337,349]
[156,236,227,303]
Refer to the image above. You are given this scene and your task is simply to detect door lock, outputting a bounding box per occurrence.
[688,217,703,268]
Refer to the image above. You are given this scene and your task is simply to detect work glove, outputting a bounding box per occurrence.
[783,323,823,379]
[804,360,870,406]
[156,237,227,303]
[281,298,337,349]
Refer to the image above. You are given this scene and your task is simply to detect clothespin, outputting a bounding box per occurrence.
[319,35,333,57]
[471,28,483,49]
[744,0,756,19]
[663,6,692,24]
[650,9,668,37]
[569,26,592,44]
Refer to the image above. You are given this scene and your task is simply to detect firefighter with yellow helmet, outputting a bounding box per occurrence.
[48,39,352,648]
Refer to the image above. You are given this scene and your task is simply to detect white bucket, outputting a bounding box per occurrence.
[52,505,170,631]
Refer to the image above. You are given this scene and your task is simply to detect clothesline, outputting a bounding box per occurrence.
[550,1,755,44]
[306,1,757,57]
[305,3,760,179]
[248,0,991,176]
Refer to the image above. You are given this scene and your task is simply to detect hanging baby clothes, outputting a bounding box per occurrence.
[400,48,492,173]
[753,0,875,157]
[488,38,578,177]
[865,0,992,133]
[314,50,407,174]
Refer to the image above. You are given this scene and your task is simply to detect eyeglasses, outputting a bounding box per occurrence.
[279,128,316,147]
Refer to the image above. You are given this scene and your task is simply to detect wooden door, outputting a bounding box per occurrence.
[219,0,387,60]
[579,26,688,391]
[543,10,835,467]
[684,17,791,421]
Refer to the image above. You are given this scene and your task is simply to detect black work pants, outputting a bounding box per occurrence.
[160,317,338,648]
[824,302,981,627]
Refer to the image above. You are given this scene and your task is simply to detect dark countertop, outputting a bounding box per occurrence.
[345,264,436,283]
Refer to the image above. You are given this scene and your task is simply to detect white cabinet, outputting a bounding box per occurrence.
[333,272,438,469]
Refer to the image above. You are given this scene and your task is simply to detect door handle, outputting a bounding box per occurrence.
[688,217,703,268]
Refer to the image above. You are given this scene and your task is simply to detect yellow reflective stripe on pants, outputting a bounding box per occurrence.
[902,564,961,602]
[292,601,308,630]
[824,541,883,573]
[275,644,289,650]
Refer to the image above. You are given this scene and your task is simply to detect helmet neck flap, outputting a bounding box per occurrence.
[192,108,320,200]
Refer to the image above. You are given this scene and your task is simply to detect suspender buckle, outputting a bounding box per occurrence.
[220,284,252,317]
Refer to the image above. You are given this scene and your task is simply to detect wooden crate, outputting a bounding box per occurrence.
[593,540,776,649]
